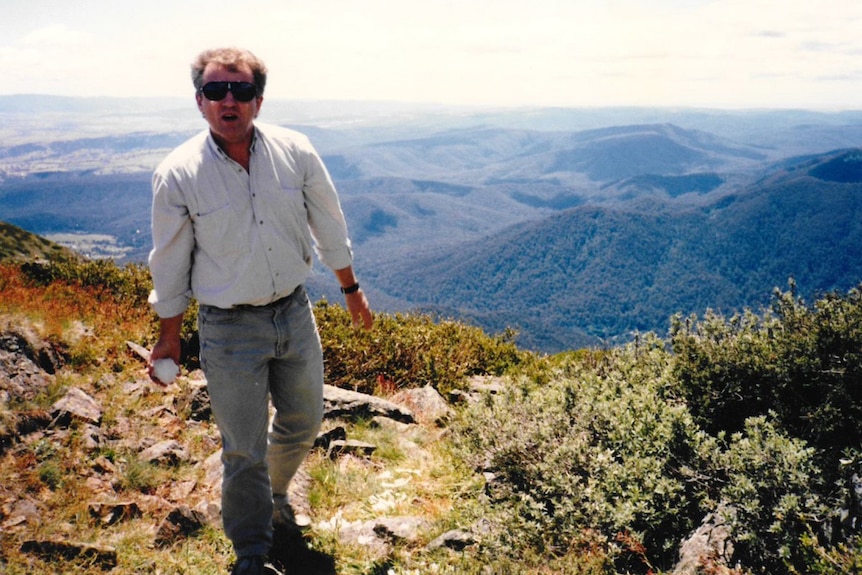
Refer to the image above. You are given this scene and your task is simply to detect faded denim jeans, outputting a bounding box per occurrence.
[198,285,323,558]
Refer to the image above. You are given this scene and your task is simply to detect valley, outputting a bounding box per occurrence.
[2,97,862,351]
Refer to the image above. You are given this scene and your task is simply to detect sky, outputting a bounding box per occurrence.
[2,0,861,110]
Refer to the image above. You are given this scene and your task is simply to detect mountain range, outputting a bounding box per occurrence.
[1,97,861,352]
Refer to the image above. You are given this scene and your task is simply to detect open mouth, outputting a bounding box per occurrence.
[221,113,239,121]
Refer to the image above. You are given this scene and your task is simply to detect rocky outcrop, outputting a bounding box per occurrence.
[51,387,102,425]
[323,384,415,423]
[0,321,66,402]
[672,504,737,575]
[2,324,481,567]
[390,384,453,426]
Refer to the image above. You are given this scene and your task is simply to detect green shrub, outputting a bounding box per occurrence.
[315,301,539,395]
[451,330,850,575]
[452,335,710,572]
[37,459,63,490]
[670,281,862,484]
[712,415,828,574]
[118,454,159,493]
[804,535,862,575]
[22,255,153,306]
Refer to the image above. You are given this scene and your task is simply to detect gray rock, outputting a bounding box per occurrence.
[326,439,377,460]
[673,504,735,575]
[202,449,223,485]
[139,439,189,465]
[80,423,103,450]
[372,516,428,543]
[154,505,208,547]
[323,384,415,423]
[20,539,117,569]
[427,528,476,551]
[313,426,347,450]
[88,501,141,525]
[391,385,452,426]
[51,387,102,425]
[332,515,429,553]
[2,497,41,528]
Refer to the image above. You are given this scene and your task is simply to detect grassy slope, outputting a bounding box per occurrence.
[0,221,77,262]
[0,262,499,574]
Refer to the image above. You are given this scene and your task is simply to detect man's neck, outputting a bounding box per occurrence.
[212,130,254,172]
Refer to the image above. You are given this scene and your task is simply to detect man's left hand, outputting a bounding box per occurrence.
[345,288,373,330]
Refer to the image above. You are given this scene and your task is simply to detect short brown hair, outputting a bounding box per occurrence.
[190,47,268,95]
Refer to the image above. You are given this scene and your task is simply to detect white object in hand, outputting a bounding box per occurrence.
[153,359,179,384]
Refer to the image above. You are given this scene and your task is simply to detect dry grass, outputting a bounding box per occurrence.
[0,263,155,372]
[0,262,492,575]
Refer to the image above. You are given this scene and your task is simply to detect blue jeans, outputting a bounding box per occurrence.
[198,286,324,558]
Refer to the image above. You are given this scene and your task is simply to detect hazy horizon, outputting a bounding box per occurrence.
[4,0,862,111]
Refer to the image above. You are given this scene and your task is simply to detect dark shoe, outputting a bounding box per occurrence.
[231,555,283,575]
[273,499,311,533]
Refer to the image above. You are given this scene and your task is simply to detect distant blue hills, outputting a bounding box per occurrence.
[372,149,862,351]
[1,98,861,352]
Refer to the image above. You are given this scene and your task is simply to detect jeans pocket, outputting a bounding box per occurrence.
[199,305,242,326]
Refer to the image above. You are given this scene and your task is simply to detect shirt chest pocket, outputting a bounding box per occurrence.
[191,202,251,257]
[272,186,307,223]
[271,186,313,254]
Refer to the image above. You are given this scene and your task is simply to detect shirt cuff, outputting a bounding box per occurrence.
[148,290,191,319]
[317,245,354,272]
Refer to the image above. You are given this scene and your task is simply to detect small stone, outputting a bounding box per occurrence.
[326,439,377,460]
[20,539,117,569]
[427,528,476,551]
[51,387,102,425]
[139,440,189,465]
[88,501,141,525]
[154,505,208,546]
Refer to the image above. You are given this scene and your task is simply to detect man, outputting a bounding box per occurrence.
[147,47,373,575]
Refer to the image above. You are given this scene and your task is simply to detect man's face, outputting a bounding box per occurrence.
[196,62,262,147]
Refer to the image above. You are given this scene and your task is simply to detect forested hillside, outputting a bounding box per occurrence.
[2,100,862,351]
[0,222,76,262]
[371,148,862,351]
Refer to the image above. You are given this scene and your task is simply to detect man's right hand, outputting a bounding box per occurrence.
[148,314,184,385]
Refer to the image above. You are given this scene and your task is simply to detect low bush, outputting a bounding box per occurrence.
[315,301,540,395]
[0,262,155,371]
[21,255,153,307]
[712,415,827,574]
[452,335,710,572]
[670,281,862,489]
[453,328,849,574]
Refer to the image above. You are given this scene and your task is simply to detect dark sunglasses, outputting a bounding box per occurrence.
[199,81,258,102]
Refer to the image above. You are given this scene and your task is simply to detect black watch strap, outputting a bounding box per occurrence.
[340,282,360,294]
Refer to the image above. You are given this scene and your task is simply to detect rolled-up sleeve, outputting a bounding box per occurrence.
[302,145,354,271]
[148,169,194,318]
[147,124,354,312]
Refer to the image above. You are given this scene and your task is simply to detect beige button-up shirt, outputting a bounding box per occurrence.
[148,122,353,318]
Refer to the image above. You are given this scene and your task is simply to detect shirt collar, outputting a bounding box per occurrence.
[206,126,259,160]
